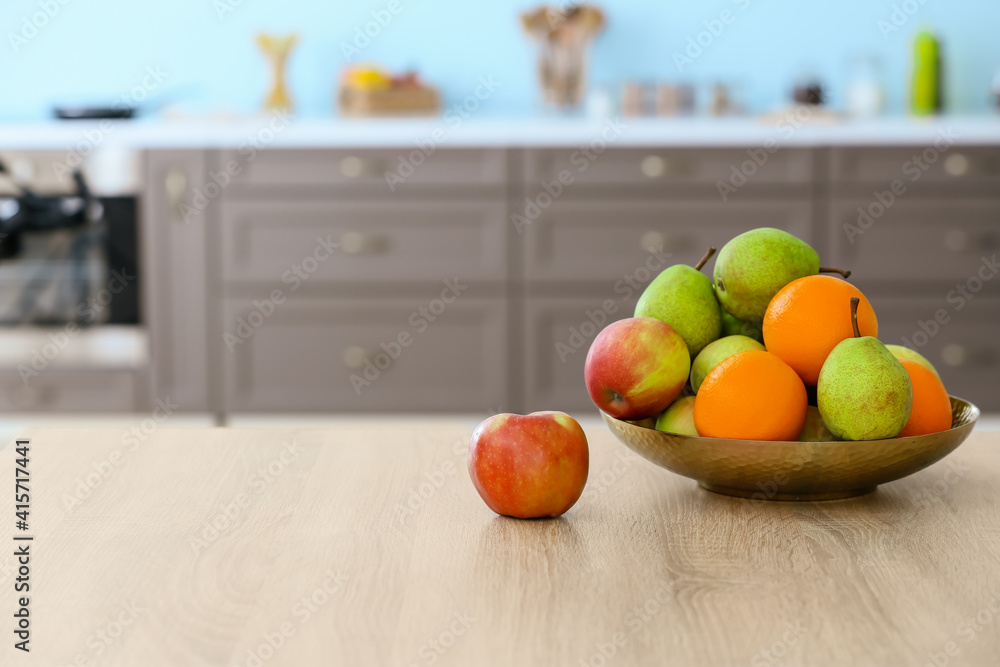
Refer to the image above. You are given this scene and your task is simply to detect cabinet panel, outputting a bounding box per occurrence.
[874,297,1000,412]
[524,147,814,192]
[220,199,508,285]
[142,150,210,410]
[219,148,506,191]
[222,296,507,412]
[831,146,1000,187]
[523,294,641,414]
[524,200,813,283]
[0,371,137,412]
[828,199,1000,287]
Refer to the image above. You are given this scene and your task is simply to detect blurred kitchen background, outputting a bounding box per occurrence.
[1,0,999,428]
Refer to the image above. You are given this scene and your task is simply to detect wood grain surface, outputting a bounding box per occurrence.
[2,421,999,667]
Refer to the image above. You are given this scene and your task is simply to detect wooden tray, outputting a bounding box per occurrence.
[338,86,441,117]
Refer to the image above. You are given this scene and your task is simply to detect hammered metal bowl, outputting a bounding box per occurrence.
[602,396,979,501]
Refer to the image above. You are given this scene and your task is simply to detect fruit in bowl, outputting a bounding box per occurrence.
[817,298,912,441]
[584,317,690,420]
[713,228,851,323]
[634,247,722,357]
[694,349,808,441]
[764,275,878,385]
[583,226,977,500]
[690,334,765,393]
[655,396,698,436]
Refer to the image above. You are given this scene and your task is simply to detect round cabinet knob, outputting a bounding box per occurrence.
[640,155,666,178]
[640,231,665,252]
[944,153,969,177]
[339,156,364,178]
[941,344,966,367]
[340,231,365,255]
[944,229,967,253]
[343,346,368,369]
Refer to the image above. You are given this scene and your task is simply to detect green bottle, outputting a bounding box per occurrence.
[911,30,942,116]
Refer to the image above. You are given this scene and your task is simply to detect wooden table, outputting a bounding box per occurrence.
[3,421,999,666]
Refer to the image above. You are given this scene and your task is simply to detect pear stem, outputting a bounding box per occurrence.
[695,247,717,272]
[820,266,852,279]
[850,297,861,338]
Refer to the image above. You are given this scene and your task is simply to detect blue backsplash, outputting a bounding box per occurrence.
[3,0,999,120]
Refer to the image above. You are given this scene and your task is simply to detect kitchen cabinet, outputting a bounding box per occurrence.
[0,369,139,412]
[221,295,509,412]
[522,199,812,284]
[142,150,211,412]
[219,199,508,287]
[139,144,998,416]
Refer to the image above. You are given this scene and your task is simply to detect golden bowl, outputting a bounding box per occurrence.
[602,396,979,501]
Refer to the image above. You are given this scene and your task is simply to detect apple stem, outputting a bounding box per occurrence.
[850,297,861,338]
[820,266,852,279]
[695,247,717,272]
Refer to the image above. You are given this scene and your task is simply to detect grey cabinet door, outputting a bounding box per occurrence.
[524,147,814,194]
[874,297,1000,411]
[218,148,506,192]
[222,296,508,412]
[523,294,642,415]
[828,199,1000,287]
[523,200,813,284]
[831,146,1000,187]
[219,199,508,286]
[142,150,210,411]
[0,370,137,412]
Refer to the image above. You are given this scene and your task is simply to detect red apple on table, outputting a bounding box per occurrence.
[468,411,589,519]
[585,317,691,420]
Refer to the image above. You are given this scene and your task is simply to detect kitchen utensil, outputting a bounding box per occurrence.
[601,396,979,501]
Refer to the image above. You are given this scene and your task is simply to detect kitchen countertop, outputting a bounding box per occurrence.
[4,420,999,666]
[1,115,1000,150]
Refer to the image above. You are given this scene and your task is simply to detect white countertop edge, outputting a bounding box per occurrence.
[1,116,1000,151]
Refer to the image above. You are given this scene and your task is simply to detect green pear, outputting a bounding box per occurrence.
[635,247,722,357]
[690,335,765,393]
[713,228,851,322]
[655,396,698,436]
[886,344,941,379]
[818,298,913,441]
[798,406,837,442]
[720,308,763,343]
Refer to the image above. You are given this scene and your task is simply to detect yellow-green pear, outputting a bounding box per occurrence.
[655,396,698,436]
[818,298,912,441]
[635,247,722,357]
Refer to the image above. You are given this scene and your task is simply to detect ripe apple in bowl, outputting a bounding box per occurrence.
[585,317,690,420]
[468,411,589,519]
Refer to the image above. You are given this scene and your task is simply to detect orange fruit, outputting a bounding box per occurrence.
[694,350,807,440]
[763,275,878,385]
[898,360,952,437]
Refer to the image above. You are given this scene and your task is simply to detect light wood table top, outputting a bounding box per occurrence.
[3,421,1000,666]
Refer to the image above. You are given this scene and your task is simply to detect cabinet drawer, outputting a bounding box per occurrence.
[831,146,1000,189]
[828,199,1000,286]
[875,297,1000,412]
[222,296,508,412]
[523,295,641,414]
[524,200,813,283]
[0,370,137,412]
[220,148,506,191]
[220,200,508,285]
[524,147,814,192]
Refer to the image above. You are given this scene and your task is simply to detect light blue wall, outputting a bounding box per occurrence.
[2,0,999,120]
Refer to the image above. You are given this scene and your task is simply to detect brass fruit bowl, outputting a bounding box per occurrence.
[602,396,979,501]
